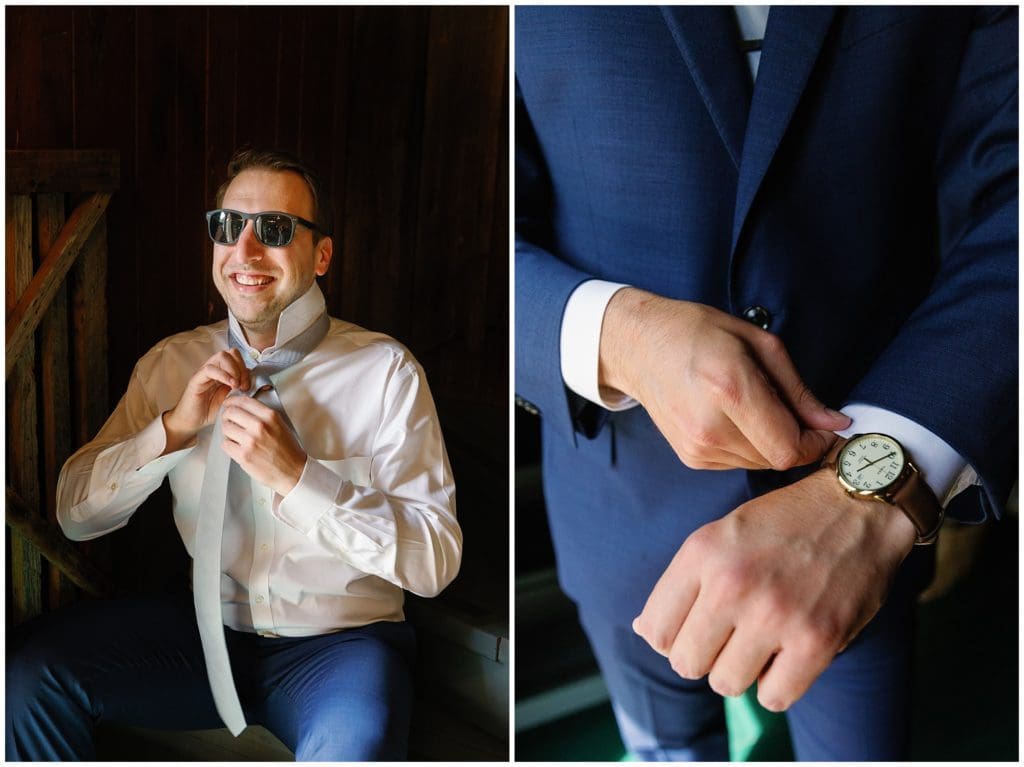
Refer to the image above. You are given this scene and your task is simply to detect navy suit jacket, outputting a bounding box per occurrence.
[515,7,1017,621]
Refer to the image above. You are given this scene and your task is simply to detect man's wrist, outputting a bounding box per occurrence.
[812,466,917,553]
[161,409,196,455]
[598,287,648,398]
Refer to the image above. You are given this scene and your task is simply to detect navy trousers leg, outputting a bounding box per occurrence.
[6,591,221,761]
[784,545,931,760]
[576,545,933,761]
[236,621,416,761]
[6,592,416,762]
[577,607,730,761]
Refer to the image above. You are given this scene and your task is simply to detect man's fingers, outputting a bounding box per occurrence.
[705,626,778,699]
[666,595,734,680]
[633,536,705,655]
[678,418,773,470]
[755,645,833,713]
[719,358,815,470]
[199,362,239,391]
[749,332,851,432]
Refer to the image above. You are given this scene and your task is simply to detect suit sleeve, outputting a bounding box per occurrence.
[846,7,1018,521]
[515,79,607,446]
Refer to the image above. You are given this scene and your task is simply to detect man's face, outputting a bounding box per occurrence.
[212,168,332,347]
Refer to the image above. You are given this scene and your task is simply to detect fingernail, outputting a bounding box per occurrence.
[826,407,850,423]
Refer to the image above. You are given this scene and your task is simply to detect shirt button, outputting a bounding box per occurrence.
[109,482,119,492]
[741,305,772,330]
[255,595,265,604]
[260,544,269,552]
[257,497,266,507]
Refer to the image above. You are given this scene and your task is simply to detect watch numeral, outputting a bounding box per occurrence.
[885,471,895,480]
[882,442,891,450]
[870,441,878,447]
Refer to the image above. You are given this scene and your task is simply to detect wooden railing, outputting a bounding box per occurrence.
[6,150,119,623]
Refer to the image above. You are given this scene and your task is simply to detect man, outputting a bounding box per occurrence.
[7,149,462,761]
[516,6,1016,761]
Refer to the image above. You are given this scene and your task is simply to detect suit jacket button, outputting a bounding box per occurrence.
[741,305,771,330]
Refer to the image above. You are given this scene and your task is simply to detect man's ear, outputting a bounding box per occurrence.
[314,236,333,277]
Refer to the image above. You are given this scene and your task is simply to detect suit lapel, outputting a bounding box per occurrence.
[659,6,752,170]
[730,7,836,254]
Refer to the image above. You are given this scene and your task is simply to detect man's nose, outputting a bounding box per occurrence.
[233,220,264,261]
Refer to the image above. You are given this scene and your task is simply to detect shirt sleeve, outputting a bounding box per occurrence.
[275,361,462,598]
[560,279,641,412]
[56,365,194,541]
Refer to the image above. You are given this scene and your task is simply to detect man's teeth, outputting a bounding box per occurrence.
[235,274,272,286]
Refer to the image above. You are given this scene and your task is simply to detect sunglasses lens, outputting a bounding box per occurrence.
[256,214,293,247]
[209,210,244,244]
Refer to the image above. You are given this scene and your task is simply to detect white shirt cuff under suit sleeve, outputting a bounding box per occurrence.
[560,279,640,412]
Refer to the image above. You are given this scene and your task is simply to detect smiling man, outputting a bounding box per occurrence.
[6,149,462,761]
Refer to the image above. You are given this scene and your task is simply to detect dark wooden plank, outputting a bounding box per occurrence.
[133,7,189,353]
[6,194,43,624]
[72,7,137,409]
[273,12,305,153]
[337,7,430,342]
[6,193,111,378]
[36,193,77,608]
[70,218,110,450]
[203,6,240,324]
[232,7,282,151]
[412,7,508,402]
[319,8,355,309]
[6,488,116,598]
[172,8,208,332]
[484,55,510,410]
[5,6,75,149]
[6,150,120,193]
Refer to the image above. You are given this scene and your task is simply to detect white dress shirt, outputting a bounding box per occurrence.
[57,283,461,636]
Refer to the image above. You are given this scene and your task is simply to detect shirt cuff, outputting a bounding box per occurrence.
[560,279,640,411]
[836,403,978,507]
[275,456,344,535]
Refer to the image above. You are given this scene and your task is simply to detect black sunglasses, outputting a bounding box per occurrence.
[206,208,322,247]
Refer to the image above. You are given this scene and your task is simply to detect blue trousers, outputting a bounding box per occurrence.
[5,590,415,761]
[577,544,934,761]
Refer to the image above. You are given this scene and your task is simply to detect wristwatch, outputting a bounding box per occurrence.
[821,433,944,545]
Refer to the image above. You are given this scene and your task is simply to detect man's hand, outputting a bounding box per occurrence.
[632,469,917,711]
[221,395,307,497]
[599,289,850,470]
[163,349,251,452]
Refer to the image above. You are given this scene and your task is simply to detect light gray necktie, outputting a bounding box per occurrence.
[194,312,330,735]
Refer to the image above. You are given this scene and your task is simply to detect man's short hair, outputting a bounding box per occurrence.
[215,148,333,243]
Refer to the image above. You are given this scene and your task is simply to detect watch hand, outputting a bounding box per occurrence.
[858,451,896,472]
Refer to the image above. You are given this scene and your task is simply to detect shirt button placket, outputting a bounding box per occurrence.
[250,481,276,633]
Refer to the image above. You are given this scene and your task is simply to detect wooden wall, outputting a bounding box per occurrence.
[6,5,508,411]
[7,6,508,601]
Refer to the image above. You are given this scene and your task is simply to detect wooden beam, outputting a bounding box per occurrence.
[6,193,43,623]
[6,149,120,193]
[5,487,116,598]
[37,192,78,608]
[6,192,111,378]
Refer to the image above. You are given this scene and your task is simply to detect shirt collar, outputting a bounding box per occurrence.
[228,281,327,355]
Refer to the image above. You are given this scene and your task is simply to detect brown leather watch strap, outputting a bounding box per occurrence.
[890,465,944,544]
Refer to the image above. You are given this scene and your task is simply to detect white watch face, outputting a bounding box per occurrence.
[837,434,906,492]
